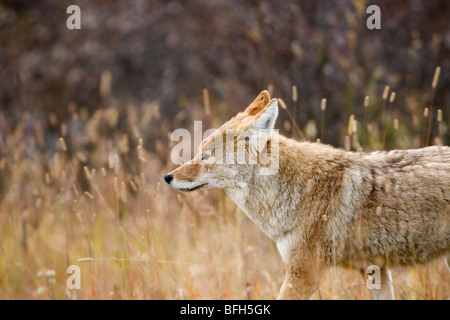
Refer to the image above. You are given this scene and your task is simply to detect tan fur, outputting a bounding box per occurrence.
[166,91,450,300]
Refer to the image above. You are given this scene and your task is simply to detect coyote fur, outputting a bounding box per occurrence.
[165,90,450,299]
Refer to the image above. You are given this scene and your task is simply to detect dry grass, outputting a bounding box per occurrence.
[0,81,448,300]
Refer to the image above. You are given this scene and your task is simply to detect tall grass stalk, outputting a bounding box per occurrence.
[424,66,441,147]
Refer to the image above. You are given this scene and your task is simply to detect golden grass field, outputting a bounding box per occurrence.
[0,77,448,300]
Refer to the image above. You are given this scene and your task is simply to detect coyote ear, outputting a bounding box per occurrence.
[251,99,278,131]
[244,90,271,116]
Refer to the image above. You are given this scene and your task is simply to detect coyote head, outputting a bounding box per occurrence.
[164,91,279,191]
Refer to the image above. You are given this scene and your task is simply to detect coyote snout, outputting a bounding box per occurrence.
[165,90,450,300]
[163,174,173,184]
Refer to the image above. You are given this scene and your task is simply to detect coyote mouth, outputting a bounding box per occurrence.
[179,183,208,192]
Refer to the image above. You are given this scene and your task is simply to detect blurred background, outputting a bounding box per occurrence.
[0,0,448,299]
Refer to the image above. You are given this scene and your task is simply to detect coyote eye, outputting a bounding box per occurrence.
[202,153,210,161]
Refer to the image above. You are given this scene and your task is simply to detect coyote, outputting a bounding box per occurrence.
[164,90,450,299]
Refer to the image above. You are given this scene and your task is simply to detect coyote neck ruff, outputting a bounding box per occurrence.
[165,90,450,300]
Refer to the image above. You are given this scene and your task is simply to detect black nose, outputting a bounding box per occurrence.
[164,174,173,184]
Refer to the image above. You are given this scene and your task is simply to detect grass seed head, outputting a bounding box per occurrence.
[432,66,441,89]
[382,85,390,100]
[364,96,370,107]
[292,85,298,102]
[437,109,443,122]
[59,137,67,152]
[321,98,327,111]
[278,98,287,110]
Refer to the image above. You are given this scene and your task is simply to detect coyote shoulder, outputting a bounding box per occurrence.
[165,90,450,299]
